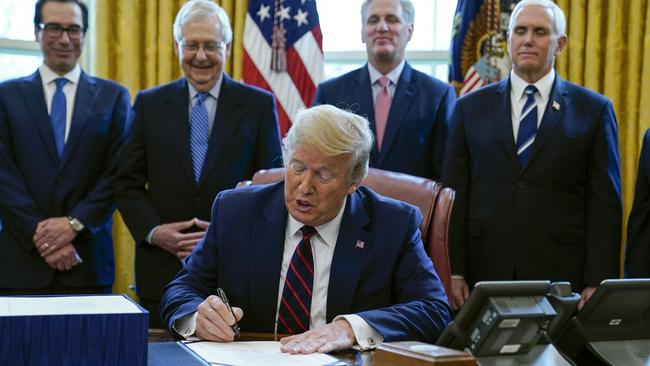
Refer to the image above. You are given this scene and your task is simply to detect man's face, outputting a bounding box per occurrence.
[362,0,413,67]
[175,16,231,92]
[508,5,567,83]
[284,148,358,227]
[35,2,85,75]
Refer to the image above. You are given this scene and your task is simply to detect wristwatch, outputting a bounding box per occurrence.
[67,216,85,233]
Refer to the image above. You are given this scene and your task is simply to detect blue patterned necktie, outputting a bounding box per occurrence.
[51,78,68,158]
[516,85,538,167]
[277,226,316,334]
[189,92,210,183]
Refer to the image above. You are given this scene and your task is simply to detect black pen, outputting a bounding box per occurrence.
[217,288,240,337]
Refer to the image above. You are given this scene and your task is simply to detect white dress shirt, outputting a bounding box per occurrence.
[174,197,384,350]
[367,60,405,104]
[509,68,555,141]
[39,63,81,143]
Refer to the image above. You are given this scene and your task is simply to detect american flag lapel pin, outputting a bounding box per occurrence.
[552,101,560,111]
[355,240,365,249]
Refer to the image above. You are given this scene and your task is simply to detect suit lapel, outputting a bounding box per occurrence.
[378,63,417,166]
[250,186,288,331]
[326,190,371,322]
[522,76,567,172]
[162,78,194,185]
[494,79,520,169]
[59,72,98,170]
[18,71,59,164]
[352,67,378,164]
[198,75,243,187]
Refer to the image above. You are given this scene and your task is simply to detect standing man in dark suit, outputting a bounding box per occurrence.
[442,0,622,310]
[0,0,130,294]
[161,105,451,353]
[625,129,650,278]
[313,0,455,180]
[114,0,282,327]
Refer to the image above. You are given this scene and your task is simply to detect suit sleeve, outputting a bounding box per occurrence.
[355,208,452,343]
[440,101,470,277]
[583,100,622,285]
[67,86,131,231]
[114,93,163,243]
[0,88,47,249]
[255,93,283,169]
[160,193,224,330]
[625,130,650,277]
[430,84,456,180]
[312,83,326,106]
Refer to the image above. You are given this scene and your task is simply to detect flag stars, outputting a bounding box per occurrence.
[257,4,271,22]
[294,9,309,27]
[276,5,291,21]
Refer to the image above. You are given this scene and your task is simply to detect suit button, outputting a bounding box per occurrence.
[518,182,526,189]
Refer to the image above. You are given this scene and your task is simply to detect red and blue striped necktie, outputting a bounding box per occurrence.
[277,226,316,334]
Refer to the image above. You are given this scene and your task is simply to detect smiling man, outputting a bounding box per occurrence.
[114,0,282,328]
[161,104,451,354]
[0,0,130,295]
[313,0,455,180]
[441,0,621,311]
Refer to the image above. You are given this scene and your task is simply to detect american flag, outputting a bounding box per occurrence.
[243,0,323,136]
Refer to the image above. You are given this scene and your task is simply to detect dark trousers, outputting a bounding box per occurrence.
[139,296,165,329]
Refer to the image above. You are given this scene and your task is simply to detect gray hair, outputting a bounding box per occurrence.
[361,0,415,26]
[173,0,233,44]
[283,105,374,184]
[508,0,566,37]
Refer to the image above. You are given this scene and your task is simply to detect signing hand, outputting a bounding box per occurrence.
[578,286,597,310]
[280,319,356,354]
[152,218,208,259]
[33,217,77,257]
[43,243,82,271]
[195,295,243,342]
[451,277,470,311]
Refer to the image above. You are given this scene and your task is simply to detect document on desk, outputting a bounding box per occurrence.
[0,295,144,316]
[182,341,339,366]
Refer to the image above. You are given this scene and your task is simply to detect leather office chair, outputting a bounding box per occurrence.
[237,167,455,296]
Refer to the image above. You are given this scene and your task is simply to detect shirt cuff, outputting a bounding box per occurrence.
[145,226,159,244]
[335,314,383,350]
[172,312,198,339]
[451,275,465,280]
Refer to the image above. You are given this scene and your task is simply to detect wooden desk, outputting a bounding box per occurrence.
[147,330,475,365]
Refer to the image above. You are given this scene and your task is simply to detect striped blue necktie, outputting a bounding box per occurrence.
[189,92,210,183]
[51,78,68,158]
[277,226,316,334]
[516,85,538,167]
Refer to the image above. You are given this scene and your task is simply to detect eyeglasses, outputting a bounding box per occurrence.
[38,23,84,39]
[181,41,226,55]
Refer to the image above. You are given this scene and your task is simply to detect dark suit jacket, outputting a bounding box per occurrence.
[313,62,455,180]
[114,75,282,301]
[0,70,130,288]
[441,76,622,290]
[161,183,451,342]
[625,129,650,277]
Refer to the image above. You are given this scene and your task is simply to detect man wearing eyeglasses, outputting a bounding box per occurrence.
[114,0,282,328]
[0,0,130,295]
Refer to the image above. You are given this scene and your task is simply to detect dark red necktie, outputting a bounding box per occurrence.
[277,226,316,334]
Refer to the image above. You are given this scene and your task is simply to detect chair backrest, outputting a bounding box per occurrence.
[237,167,454,296]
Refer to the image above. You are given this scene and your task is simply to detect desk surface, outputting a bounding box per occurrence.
[147,331,475,366]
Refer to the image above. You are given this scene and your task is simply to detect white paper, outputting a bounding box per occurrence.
[183,341,339,366]
[0,295,144,316]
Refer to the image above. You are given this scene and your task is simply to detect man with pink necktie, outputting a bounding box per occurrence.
[313,0,455,180]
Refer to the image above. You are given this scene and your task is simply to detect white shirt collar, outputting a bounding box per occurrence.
[367,60,405,86]
[510,68,555,102]
[287,196,348,248]
[188,75,223,101]
[39,63,81,85]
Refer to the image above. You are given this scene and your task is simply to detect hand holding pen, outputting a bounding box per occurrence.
[194,289,243,341]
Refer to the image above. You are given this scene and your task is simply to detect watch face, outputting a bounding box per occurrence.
[70,218,83,232]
